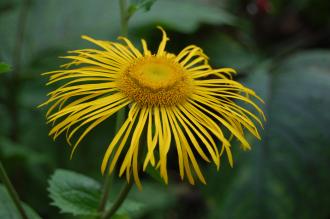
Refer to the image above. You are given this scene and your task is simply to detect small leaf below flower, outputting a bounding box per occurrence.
[48,169,102,216]
[48,169,147,217]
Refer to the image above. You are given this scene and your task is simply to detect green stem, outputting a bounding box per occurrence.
[102,180,133,219]
[97,0,131,217]
[0,161,28,219]
[98,171,112,214]
[98,109,126,216]
[119,0,128,36]
[98,110,126,216]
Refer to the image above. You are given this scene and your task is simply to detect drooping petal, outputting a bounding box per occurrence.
[156,26,169,56]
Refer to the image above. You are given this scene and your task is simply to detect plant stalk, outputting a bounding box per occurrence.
[102,180,133,219]
[98,0,131,217]
[98,170,112,213]
[98,110,126,215]
[0,161,28,219]
[119,0,128,36]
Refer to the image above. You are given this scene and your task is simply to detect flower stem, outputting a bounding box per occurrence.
[98,109,126,215]
[98,0,131,217]
[102,180,133,219]
[98,171,112,213]
[0,161,28,219]
[119,0,128,36]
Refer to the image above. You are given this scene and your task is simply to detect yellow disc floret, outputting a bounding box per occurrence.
[119,56,192,106]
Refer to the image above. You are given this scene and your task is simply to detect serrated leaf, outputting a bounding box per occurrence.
[48,169,102,216]
[0,184,42,219]
[203,50,330,219]
[0,62,11,74]
[48,169,149,217]
[131,0,236,33]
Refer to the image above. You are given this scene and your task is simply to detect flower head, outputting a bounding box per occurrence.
[42,27,265,188]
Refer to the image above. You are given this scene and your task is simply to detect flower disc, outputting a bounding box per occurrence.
[119,56,192,106]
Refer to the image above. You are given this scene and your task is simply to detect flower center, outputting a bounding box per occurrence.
[119,56,192,106]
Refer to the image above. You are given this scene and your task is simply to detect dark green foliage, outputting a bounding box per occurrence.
[128,0,157,15]
[0,185,41,219]
[48,169,103,216]
[0,63,11,74]
[0,0,330,218]
[130,0,236,33]
[202,51,330,219]
[48,169,175,218]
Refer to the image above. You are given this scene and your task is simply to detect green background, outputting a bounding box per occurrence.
[1,0,330,218]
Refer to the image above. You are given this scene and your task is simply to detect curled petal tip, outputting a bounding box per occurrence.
[156,25,164,31]
[81,35,93,41]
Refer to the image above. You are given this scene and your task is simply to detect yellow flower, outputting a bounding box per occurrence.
[41,27,264,188]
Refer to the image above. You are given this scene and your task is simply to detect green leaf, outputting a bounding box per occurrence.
[203,50,330,219]
[48,169,102,216]
[0,62,11,74]
[48,169,149,217]
[0,0,234,68]
[0,184,42,219]
[131,0,236,33]
[200,33,260,70]
[129,0,156,16]
[127,182,175,216]
[138,0,156,11]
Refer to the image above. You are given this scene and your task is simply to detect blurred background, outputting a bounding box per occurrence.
[1,0,330,218]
